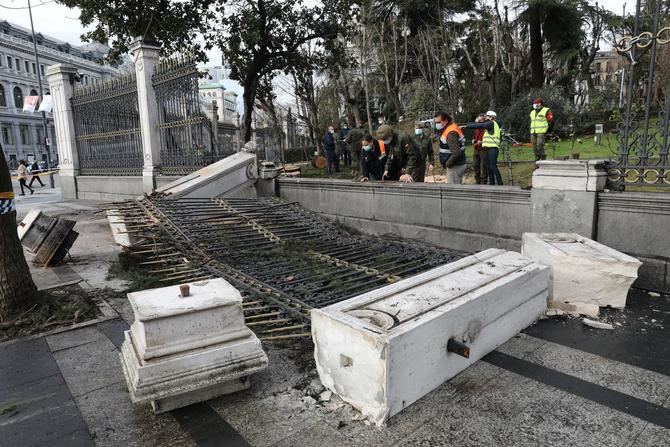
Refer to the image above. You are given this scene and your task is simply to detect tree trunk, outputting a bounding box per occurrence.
[0,149,39,319]
[529,18,544,89]
[242,75,259,143]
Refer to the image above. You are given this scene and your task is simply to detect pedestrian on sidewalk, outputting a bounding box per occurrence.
[323,126,340,175]
[29,160,45,187]
[17,160,34,196]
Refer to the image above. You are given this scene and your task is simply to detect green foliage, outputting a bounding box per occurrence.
[500,85,576,138]
[404,80,437,120]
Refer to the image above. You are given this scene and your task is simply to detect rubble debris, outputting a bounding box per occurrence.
[582,318,615,330]
[120,279,268,413]
[18,209,78,266]
[305,378,326,398]
[522,233,641,310]
[312,249,549,426]
[319,390,332,402]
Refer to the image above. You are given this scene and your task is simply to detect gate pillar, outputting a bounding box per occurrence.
[129,38,162,193]
[530,160,608,239]
[46,64,79,199]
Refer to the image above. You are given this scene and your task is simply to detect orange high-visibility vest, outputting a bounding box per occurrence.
[378,140,386,156]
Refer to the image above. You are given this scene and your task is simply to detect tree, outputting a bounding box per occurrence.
[0,147,39,319]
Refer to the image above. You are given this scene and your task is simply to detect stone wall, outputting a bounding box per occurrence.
[277,178,670,292]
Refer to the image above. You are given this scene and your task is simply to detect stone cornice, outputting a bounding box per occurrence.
[598,192,670,215]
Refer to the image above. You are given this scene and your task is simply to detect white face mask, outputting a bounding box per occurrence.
[363,144,372,151]
[435,122,444,130]
[533,104,540,110]
[329,129,335,133]
[415,128,423,136]
[383,138,392,145]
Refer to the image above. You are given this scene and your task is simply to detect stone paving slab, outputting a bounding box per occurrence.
[46,326,108,353]
[0,338,61,391]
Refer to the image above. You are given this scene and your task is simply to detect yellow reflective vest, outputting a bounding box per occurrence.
[530,107,550,134]
[482,121,501,148]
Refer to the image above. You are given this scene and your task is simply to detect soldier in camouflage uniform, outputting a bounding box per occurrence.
[377,125,422,183]
[413,121,435,182]
[345,121,365,172]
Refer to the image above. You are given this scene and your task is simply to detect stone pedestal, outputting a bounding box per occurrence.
[120,279,268,413]
[522,233,642,314]
[531,160,608,239]
[312,249,549,425]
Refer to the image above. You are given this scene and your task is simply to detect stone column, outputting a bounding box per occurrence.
[208,101,219,143]
[530,160,608,238]
[129,38,162,193]
[46,64,79,199]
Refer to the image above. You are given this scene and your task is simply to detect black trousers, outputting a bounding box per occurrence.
[19,178,33,194]
[29,175,44,187]
[326,150,340,174]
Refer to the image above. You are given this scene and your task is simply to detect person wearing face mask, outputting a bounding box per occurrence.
[413,122,434,182]
[530,98,554,161]
[359,134,381,181]
[463,111,503,185]
[339,123,351,167]
[345,120,365,174]
[377,124,421,183]
[323,125,340,175]
[433,111,467,184]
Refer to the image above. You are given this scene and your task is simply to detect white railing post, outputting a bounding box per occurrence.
[129,37,162,193]
[46,63,79,199]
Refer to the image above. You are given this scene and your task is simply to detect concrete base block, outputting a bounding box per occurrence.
[312,249,549,425]
[106,210,135,248]
[532,160,608,191]
[150,376,250,414]
[530,189,597,238]
[120,279,268,413]
[522,233,642,311]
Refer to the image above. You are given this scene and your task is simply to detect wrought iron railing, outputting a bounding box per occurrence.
[609,1,670,188]
[71,72,143,176]
[153,57,218,176]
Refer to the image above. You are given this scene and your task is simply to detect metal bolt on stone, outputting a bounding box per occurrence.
[179,284,190,298]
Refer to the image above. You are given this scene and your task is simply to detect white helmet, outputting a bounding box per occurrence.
[486,110,497,118]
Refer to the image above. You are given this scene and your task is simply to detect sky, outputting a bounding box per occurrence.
[1,0,630,110]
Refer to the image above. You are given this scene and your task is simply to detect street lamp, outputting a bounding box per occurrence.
[27,0,54,188]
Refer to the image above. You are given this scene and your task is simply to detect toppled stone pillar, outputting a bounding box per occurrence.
[522,233,642,314]
[120,279,268,413]
[312,249,549,425]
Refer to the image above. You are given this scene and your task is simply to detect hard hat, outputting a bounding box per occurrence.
[485,110,497,118]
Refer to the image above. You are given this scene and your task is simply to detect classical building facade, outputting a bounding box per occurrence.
[0,20,119,168]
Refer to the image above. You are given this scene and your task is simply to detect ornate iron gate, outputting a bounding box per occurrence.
[152,58,217,176]
[609,0,670,188]
[71,73,143,176]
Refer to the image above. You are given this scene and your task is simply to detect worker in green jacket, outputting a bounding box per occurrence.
[345,121,365,172]
[377,125,422,183]
[413,121,434,182]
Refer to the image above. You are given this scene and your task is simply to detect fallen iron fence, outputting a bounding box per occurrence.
[71,73,143,176]
[153,57,218,176]
[609,0,670,188]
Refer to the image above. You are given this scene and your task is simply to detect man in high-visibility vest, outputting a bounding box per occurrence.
[434,112,466,184]
[529,98,554,161]
[463,111,503,185]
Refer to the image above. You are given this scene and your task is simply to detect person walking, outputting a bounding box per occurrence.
[359,134,381,181]
[339,123,351,167]
[28,160,45,187]
[530,98,554,161]
[433,112,466,184]
[376,125,418,183]
[463,111,503,185]
[471,113,488,185]
[413,122,434,182]
[323,126,340,175]
[17,160,34,196]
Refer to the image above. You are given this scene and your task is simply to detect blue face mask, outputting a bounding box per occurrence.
[415,128,423,136]
[383,138,392,145]
[435,122,444,130]
[363,144,372,152]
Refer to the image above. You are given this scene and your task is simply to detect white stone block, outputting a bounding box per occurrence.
[312,249,549,426]
[106,210,135,248]
[17,209,42,241]
[522,233,642,311]
[532,160,608,191]
[120,279,268,413]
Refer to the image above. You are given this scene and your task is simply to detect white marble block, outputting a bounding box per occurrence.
[522,233,642,312]
[312,249,549,426]
[532,160,608,191]
[120,279,268,413]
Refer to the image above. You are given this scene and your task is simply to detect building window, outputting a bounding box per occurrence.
[19,125,31,145]
[32,63,36,74]
[30,89,38,96]
[15,58,20,71]
[7,56,12,69]
[13,87,23,108]
[0,85,5,107]
[1,125,13,145]
[40,65,45,76]
[25,61,30,72]
[37,127,44,145]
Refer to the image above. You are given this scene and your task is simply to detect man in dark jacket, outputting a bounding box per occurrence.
[359,134,381,181]
[323,126,339,175]
[28,160,45,187]
[377,125,421,183]
[345,121,365,172]
[339,123,351,167]
[413,122,434,182]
